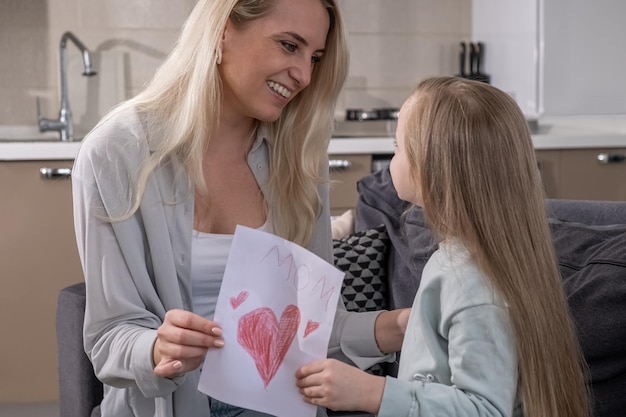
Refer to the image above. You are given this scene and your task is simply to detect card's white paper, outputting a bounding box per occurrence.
[198,225,344,417]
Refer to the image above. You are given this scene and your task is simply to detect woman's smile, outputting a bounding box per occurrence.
[266,80,292,99]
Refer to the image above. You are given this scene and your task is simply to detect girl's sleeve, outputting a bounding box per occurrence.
[377,303,518,417]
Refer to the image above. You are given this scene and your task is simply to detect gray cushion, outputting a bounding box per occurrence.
[547,199,626,225]
[550,219,626,417]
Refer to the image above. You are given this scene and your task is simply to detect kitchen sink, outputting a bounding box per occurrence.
[0,138,66,143]
[0,125,62,141]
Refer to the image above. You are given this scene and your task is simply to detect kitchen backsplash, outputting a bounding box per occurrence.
[337,0,471,118]
[0,0,471,137]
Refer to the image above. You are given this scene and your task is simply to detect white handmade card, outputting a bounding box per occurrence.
[198,225,344,417]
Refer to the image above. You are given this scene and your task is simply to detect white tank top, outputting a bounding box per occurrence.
[191,222,270,320]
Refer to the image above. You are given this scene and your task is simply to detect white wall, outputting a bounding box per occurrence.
[473,0,626,117]
[339,0,472,117]
[542,0,626,115]
[472,0,540,117]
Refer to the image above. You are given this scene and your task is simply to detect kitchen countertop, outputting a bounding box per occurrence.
[2,115,626,161]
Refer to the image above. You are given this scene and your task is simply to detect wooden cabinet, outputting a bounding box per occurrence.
[0,160,83,403]
[536,148,626,201]
[535,149,562,198]
[327,148,626,218]
[328,153,372,216]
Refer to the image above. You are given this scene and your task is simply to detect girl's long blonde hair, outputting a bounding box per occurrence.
[404,76,590,417]
[102,0,348,246]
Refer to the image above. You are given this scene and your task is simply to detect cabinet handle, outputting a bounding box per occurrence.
[596,153,626,164]
[40,167,72,178]
[329,159,352,171]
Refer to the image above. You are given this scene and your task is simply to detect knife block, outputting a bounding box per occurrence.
[455,41,491,84]
[468,73,490,84]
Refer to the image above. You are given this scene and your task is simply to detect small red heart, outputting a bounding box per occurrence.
[230,291,249,309]
[304,320,320,338]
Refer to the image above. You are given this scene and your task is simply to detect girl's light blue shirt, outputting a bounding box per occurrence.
[378,241,522,417]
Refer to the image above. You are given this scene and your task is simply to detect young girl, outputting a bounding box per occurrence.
[296,76,591,417]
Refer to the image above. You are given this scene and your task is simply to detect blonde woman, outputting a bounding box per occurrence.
[296,76,591,417]
[72,0,408,416]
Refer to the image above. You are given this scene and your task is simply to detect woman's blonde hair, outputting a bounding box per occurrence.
[106,0,348,246]
[403,76,591,417]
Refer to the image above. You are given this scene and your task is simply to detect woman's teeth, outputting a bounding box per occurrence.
[267,81,292,98]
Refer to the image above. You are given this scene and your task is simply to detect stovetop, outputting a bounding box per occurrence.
[333,119,397,138]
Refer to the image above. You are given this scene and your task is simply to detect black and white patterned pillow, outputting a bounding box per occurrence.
[333,224,389,312]
[333,224,391,376]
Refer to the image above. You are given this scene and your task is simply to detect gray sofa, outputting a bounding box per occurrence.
[57,168,626,417]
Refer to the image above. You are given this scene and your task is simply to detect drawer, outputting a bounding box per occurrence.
[536,148,626,201]
[328,153,372,215]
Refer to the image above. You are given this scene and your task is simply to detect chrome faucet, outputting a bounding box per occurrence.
[38,31,97,141]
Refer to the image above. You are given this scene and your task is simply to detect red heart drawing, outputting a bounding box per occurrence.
[237,305,301,387]
[304,320,320,338]
[230,291,249,309]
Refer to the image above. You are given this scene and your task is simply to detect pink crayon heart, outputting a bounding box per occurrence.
[304,320,320,338]
[237,305,301,387]
[230,291,249,309]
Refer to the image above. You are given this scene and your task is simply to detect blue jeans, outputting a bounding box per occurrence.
[209,398,275,417]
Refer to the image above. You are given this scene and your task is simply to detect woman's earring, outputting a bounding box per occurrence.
[216,47,222,65]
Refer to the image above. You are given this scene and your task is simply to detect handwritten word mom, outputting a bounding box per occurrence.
[260,246,337,311]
